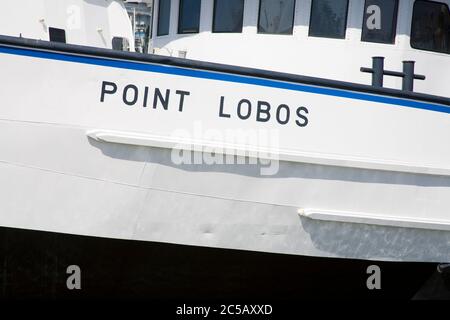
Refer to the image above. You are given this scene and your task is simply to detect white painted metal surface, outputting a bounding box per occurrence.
[0,0,134,50]
[0,44,449,262]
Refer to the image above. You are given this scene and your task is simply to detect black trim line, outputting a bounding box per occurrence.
[0,34,448,106]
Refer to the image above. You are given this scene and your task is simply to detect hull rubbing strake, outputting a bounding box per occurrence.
[87,129,450,177]
[298,208,450,231]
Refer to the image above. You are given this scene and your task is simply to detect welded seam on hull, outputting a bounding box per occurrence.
[0,159,299,209]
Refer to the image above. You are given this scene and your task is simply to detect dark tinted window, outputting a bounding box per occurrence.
[49,27,66,43]
[362,0,398,44]
[258,0,296,35]
[157,0,171,36]
[411,0,450,54]
[309,0,349,39]
[213,0,244,33]
[178,0,201,34]
[112,37,130,51]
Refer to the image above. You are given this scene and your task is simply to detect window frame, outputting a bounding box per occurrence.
[150,5,155,39]
[410,0,450,55]
[361,0,399,45]
[48,27,66,43]
[178,0,202,34]
[308,0,350,39]
[157,0,171,37]
[212,0,245,33]
[257,0,297,35]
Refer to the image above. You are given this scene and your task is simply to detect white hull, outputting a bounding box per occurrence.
[0,38,449,263]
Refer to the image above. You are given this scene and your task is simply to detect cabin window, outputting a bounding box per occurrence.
[309,0,349,39]
[178,0,201,34]
[157,0,171,36]
[361,0,398,44]
[258,0,296,35]
[213,0,245,33]
[411,0,450,54]
[112,37,130,51]
[49,27,66,43]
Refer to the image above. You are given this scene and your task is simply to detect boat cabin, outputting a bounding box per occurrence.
[0,0,135,51]
[150,0,450,97]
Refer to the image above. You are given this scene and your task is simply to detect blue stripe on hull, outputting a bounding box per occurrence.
[0,45,449,115]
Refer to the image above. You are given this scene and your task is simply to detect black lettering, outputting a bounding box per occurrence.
[296,106,309,127]
[123,84,138,106]
[153,88,170,110]
[176,90,190,112]
[143,86,149,107]
[219,96,231,118]
[237,99,252,120]
[256,101,271,122]
[100,81,117,102]
[276,104,290,125]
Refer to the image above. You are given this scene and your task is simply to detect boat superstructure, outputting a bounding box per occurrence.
[151,0,449,97]
[0,0,135,51]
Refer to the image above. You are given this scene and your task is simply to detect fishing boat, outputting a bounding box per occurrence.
[0,0,449,299]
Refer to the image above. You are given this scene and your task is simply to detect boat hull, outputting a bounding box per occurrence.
[0,37,449,263]
[1,120,449,262]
